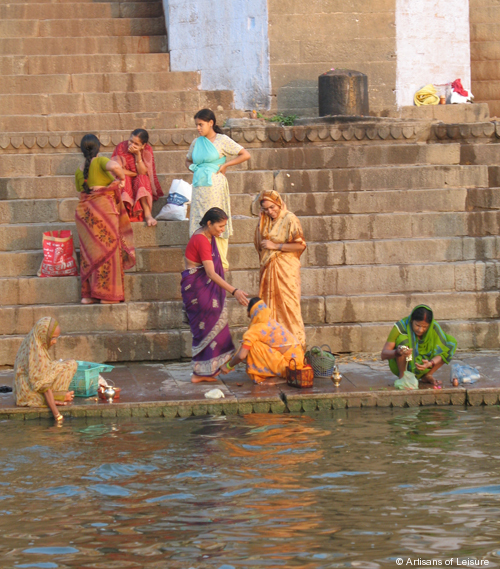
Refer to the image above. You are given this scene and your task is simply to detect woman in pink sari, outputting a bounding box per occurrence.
[112,128,164,227]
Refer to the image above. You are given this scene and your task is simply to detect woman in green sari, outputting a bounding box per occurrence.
[381,305,457,387]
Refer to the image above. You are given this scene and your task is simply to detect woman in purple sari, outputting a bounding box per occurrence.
[182,207,249,382]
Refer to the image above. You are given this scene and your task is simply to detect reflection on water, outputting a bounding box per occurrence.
[0,407,499,568]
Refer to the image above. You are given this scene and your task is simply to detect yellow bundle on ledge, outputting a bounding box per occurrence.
[414,84,440,106]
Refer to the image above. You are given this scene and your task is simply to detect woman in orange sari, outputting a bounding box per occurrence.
[75,134,136,304]
[111,128,164,227]
[254,190,307,348]
[219,297,307,384]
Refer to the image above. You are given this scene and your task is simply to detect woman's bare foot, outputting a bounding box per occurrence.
[100,300,120,304]
[191,374,219,383]
[145,214,157,227]
[55,391,74,406]
[419,374,442,387]
[81,298,99,305]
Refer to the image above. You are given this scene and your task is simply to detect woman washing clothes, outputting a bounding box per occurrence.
[13,317,77,422]
[254,190,307,348]
[219,297,308,384]
[381,305,457,388]
[75,134,136,305]
[112,128,163,227]
[186,108,251,270]
[182,207,249,383]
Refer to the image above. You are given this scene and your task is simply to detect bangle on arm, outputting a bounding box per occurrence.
[279,243,283,251]
[226,361,235,371]
[231,288,238,296]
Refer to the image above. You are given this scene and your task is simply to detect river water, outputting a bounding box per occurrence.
[1,407,500,569]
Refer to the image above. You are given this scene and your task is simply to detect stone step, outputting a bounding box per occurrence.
[0,35,167,56]
[471,40,500,61]
[0,90,233,116]
[2,291,500,338]
[0,188,474,226]
[2,236,500,278]
[1,260,499,307]
[0,143,463,177]
[478,100,500,119]
[470,82,500,102]
[470,5,500,23]
[1,318,499,366]
[0,53,171,76]
[2,210,500,252]
[387,103,490,123]
[0,163,485,194]
[0,2,163,19]
[0,71,199,95]
[472,61,500,82]
[460,142,500,166]
[0,17,166,39]
[471,24,500,44]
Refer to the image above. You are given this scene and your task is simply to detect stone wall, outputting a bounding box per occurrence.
[470,0,500,117]
[396,0,471,108]
[162,0,271,111]
[267,0,397,116]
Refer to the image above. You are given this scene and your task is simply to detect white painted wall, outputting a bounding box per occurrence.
[395,0,471,107]
[162,0,271,110]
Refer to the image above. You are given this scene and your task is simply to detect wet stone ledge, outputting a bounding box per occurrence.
[2,388,497,422]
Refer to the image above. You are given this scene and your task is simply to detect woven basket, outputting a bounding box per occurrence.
[305,345,336,378]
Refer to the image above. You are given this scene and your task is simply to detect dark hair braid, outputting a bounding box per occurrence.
[79,134,101,194]
[194,108,223,134]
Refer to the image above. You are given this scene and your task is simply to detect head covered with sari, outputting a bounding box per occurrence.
[254,189,305,267]
[14,317,60,395]
[13,318,78,407]
[393,304,457,376]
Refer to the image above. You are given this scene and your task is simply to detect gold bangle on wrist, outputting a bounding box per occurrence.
[55,414,63,422]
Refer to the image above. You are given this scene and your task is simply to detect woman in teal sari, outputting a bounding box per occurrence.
[185,108,250,270]
[381,305,457,387]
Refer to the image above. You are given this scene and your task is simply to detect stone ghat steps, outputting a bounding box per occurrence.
[0,17,166,39]
[2,291,500,337]
[0,143,463,177]
[0,108,238,133]
[3,210,500,252]
[0,1,163,19]
[0,187,482,226]
[0,71,200,95]
[1,260,499,307]
[0,90,234,117]
[2,236,500,278]
[0,53,171,76]
[0,35,168,56]
[1,318,498,366]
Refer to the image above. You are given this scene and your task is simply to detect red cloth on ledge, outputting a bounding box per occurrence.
[451,79,468,97]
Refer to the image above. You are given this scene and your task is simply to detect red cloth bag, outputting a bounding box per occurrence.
[37,230,79,277]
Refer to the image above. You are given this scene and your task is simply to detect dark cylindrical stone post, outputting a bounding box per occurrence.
[318,69,369,116]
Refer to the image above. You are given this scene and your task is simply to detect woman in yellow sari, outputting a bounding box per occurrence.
[13,317,77,422]
[219,298,307,384]
[254,190,307,348]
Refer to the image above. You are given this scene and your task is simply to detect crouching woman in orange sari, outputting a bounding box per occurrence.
[254,190,307,348]
[219,298,307,384]
[75,134,136,304]
[13,317,77,422]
